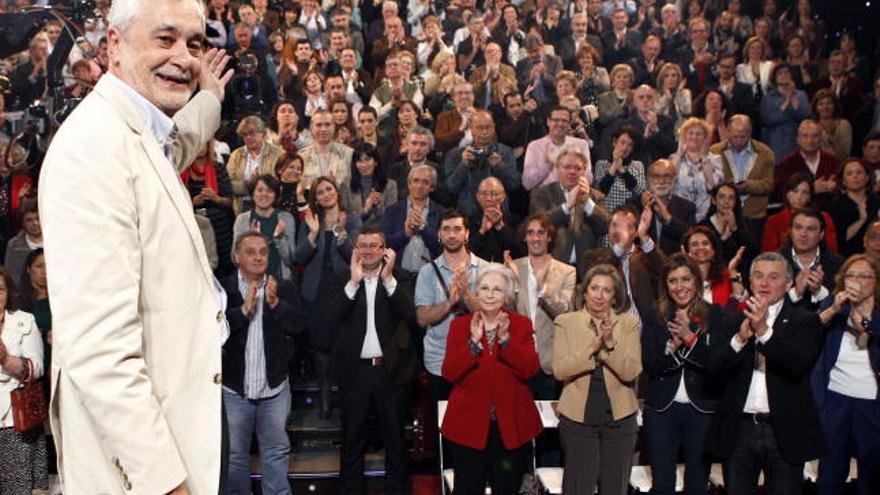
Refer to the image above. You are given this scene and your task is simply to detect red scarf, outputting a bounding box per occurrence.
[181,159,219,193]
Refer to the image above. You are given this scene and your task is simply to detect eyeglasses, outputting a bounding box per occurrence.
[650,173,676,180]
[478,190,504,197]
[549,118,570,124]
[356,243,385,251]
[844,273,876,281]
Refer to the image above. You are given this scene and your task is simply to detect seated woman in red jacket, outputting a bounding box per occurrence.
[683,225,747,309]
[441,263,542,495]
[763,172,839,253]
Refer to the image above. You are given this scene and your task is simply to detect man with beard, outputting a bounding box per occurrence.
[627,159,696,256]
[504,213,576,399]
[415,210,487,404]
[39,0,234,492]
[329,227,415,495]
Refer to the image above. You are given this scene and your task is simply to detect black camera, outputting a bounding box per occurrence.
[470,144,496,167]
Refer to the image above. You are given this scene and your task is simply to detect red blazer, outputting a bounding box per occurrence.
[761,206,839,254]
[441,310,543,451]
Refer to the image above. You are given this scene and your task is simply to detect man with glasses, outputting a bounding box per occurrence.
[529,147,609,274]
[628,159,696,256]
[445,110,521,218]
[435,82,477,153]
[712,53,757,119]
[676,17,717,94]
[711,114,776,238]
[330,226,415,495]
[599,85,676,165]
[467,177,522,263]
[523,106,592,190]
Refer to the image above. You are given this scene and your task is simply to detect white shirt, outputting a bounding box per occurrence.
[828,329,878,400]
[345,275,398,359]
[787,247,830,304]
[526,260,544,324]
[731,299,784,413]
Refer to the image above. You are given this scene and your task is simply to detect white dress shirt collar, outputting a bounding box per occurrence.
[104,73,176,151]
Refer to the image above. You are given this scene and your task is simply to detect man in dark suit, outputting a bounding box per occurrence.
[711,54,757,120]
[515,33,563,105]
[330,226,416,495]
[627,159,696,255]
[810,50,866,121]
[388,126,453,207]
[598,85,677,163]
[707,252,825,495]
[381,164,444,279]
[780,209,843,311]
[629,34,663,86]
[600,8,643,67]
[676,17,718,95]
[582,204,664,318]
[222,232,303,495]
[557,12,603,71]
[528,147,609,275]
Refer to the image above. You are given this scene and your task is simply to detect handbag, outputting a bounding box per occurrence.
[10,358,48,432]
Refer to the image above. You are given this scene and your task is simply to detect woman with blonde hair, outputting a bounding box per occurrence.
[554,264,642,495]
[654,62,692,129]
[227,115,285,214]
[597,64,636,127]
[736,36,774,97]
[670,117,725,222]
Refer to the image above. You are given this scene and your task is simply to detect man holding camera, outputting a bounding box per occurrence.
[444,109,520,218]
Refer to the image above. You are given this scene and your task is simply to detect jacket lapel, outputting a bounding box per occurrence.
[93,79,214,287]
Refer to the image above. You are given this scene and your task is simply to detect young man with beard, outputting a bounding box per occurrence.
[415,210,487,404]
[504,213,576,399]
[627,159,697,256]
[329,227,415,495]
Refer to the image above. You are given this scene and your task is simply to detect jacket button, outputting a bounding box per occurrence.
[216,311,223,323]
[214,373,222,384]
[123,479,132,490]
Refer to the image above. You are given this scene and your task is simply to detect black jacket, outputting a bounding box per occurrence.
[329,270,417,386]
[221,274,304,395]
[780,247,843,311]
[627,193,696,256]
[642,304,725,413]
[705,300,825,464]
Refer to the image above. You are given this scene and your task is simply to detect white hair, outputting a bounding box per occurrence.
[108,0,206,34]
[476,263,516,304]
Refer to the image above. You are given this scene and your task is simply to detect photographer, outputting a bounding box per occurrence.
[444,110,520,218]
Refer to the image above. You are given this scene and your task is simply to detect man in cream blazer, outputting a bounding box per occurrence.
[506,213,576,400]
[38,1,233,493]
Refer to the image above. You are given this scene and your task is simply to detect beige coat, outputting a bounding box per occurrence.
[512,257,576,375]
[553,310,642,422]
[226,141,285,214]
[711,138,776,219]
[298,142,354,190]
[39,77,224,495]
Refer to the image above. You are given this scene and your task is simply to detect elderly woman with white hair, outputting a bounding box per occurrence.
[441,263,543,494]
[670,117,725,222]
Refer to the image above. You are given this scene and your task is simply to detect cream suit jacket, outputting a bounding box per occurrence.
[512,257,576,375]
[39,77,224,495]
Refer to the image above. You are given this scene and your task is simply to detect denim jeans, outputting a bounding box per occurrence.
[223,381,292,495]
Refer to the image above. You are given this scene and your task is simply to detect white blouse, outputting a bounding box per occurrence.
[0,310,44,428]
